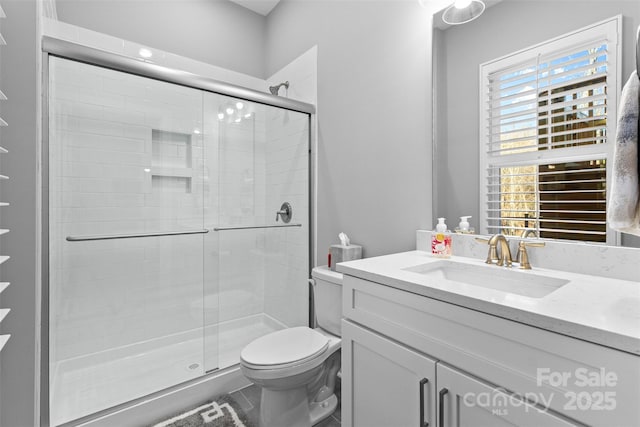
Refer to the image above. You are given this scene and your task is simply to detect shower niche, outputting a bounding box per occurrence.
[47,56,310,426]
[151,129,194,193]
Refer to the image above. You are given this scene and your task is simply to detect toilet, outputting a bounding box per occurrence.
[240,266,343,427]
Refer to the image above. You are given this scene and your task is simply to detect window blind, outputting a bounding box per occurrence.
[0,2,9,354]
[480,18,619,244]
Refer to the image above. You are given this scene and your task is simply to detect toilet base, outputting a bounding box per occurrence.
[259,385,309,427]
[310,393,338,425]
[258,387,337,427]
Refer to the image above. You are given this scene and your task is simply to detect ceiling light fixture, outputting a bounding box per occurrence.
[442,0,485,25]
[138,48,153,59]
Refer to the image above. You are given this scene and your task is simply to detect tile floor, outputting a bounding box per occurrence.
[229,382,341,427]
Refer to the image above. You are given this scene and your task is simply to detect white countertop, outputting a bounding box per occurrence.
[337,251,640,355]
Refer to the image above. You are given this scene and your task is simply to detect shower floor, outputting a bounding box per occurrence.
[50,314,284,426]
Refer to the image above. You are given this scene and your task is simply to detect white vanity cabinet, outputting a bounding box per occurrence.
[341,274,640,427]
[342,320,436,427]
[343,321,577,427]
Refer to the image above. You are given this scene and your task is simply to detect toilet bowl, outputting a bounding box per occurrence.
[239,266,343,427]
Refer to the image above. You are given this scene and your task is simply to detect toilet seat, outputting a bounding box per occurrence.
[240,327,329,371]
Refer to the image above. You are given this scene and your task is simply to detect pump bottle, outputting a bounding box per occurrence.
[455,216,475,234]
[431,217,452,258]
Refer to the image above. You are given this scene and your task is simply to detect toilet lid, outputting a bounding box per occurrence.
[240,327,329,367]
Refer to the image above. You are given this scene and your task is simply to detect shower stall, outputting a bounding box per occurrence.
[44,39,313,426]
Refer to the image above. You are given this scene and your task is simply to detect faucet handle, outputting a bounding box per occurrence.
[516,240,545,269]
[520,229,538,239]
[475,237,499,264]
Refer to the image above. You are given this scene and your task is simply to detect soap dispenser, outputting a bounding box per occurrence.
[455,216,475,234]
[432,217,452,258]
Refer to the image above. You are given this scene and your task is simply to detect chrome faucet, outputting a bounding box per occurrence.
[476,234,513,267]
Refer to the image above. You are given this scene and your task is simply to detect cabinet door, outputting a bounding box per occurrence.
[437,364,580,427]
[342,320,436,427]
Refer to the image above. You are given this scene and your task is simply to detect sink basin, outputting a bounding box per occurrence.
[403,260,569,298]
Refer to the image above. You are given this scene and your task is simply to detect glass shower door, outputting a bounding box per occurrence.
[48,57,212,425]
[48,54,311,426]
[205,93,310,369]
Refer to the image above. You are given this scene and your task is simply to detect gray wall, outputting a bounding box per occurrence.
[57,0,267,78]
[266,0,434,259]
[0,0,40,426]
[435,0,640,247]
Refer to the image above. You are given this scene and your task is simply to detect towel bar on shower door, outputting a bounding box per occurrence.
[66,229,209,242]
[213,224,302,231]
[66,224,302,240]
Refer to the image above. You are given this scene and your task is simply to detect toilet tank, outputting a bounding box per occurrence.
[311,266,343,337]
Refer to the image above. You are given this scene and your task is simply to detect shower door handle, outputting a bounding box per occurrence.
[275,202,292,223]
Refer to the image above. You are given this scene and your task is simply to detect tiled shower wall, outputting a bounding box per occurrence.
[49,58,209,363]
[216,113,267,325]
[264,109,310,327]
[216,107,310,330]
[264,46,316,328]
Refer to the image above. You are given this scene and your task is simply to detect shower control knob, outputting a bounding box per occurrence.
[276,202,292,223]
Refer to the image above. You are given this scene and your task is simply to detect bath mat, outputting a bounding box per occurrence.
[150,395,254,427]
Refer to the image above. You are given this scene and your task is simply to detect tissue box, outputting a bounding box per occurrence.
[330,244,362,271]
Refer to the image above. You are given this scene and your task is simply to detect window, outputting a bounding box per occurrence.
[479,17,620,244]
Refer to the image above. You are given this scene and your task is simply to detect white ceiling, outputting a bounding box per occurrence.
[228,0,281,16]
[229,0,501,20]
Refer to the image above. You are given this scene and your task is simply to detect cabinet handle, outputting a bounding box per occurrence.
[419,378,429,427]
[438,388,448,427]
